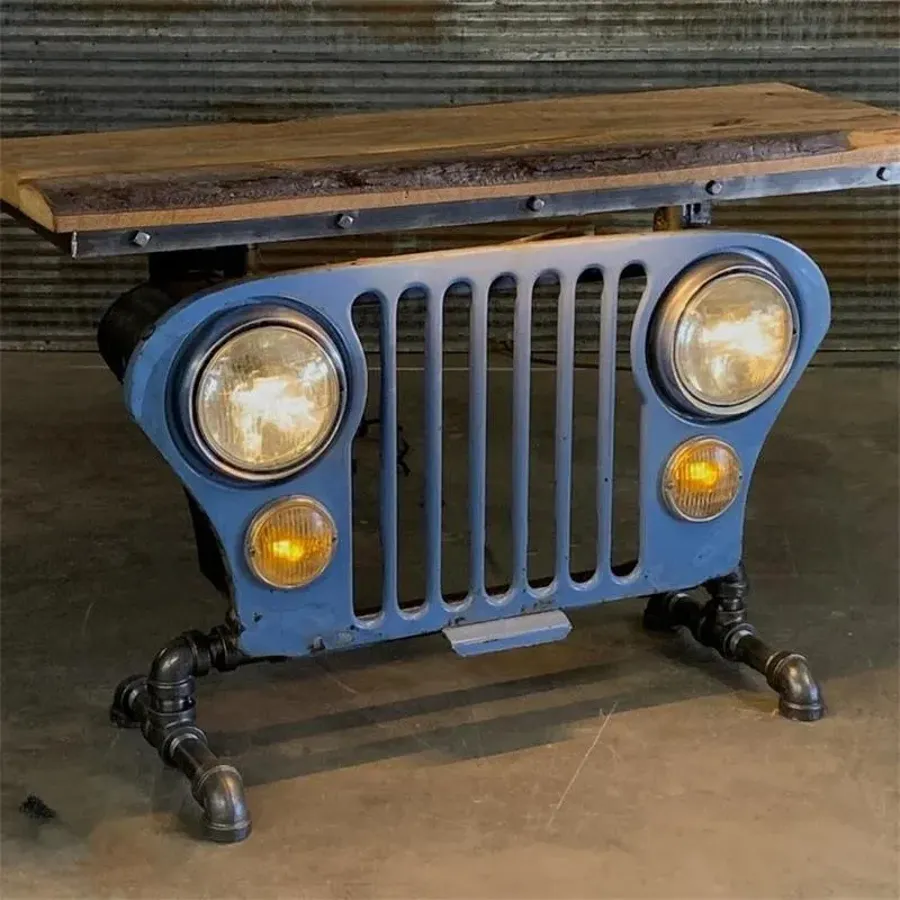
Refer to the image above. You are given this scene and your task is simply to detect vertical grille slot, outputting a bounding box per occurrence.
[441,281,472,601]
[485,274,517,597]
[395,287,428,611]
[351,293,384,618]
[610,264,646,574]
[527,270,561,587]
[571,267,605,582]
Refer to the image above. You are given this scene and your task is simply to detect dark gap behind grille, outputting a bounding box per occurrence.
[351,292,383,617]
[441,281,473,600]
[485,274,516,596]
[571,266,603,582]
[611,264,645,572]
[527,270,561,587]
[395,286,428,610]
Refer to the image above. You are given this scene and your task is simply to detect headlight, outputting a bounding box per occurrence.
[654,254,798,417]
[192,315,345,478]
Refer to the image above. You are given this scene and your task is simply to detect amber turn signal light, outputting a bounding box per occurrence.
[662,437,742,521]
[246,497,337,588]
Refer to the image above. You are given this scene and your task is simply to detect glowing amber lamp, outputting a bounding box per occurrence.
[246,497,337,588]
[663,437,742,521]
[270,538,310,564]
[684,459,722,491]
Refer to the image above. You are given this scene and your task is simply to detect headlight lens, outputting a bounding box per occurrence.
[676,274,794,406]
[246,496,337,588]
[655,256,798,417]
[194,321,344,477]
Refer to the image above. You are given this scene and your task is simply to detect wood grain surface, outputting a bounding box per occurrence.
[2,82,898,233]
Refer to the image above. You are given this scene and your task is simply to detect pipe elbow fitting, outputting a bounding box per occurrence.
[193,763,252,843]
[148,637,197,687]
[767,651,826,722]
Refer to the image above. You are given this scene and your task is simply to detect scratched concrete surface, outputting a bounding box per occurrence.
[1,353,897,899]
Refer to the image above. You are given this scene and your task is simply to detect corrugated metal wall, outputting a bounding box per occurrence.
[1,0,897,352]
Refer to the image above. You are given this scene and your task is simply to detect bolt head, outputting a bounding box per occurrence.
[876,166,892,182]
[131,230,151,247]
[335,213,355,229]
[705,180,723,196]
[526,195,546,212]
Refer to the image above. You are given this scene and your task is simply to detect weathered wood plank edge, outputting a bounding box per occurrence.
[59,160,898,260]
[38,131,850,217]
[42,145,900,234]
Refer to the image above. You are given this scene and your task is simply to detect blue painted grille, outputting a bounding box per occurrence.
[123,230,829,658]
[352,257,629,625]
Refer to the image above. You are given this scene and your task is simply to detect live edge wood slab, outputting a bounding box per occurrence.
[2,82,898,235]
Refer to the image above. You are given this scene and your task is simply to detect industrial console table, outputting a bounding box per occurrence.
[2,82,898,842]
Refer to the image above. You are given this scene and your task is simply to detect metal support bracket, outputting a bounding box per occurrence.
[10,162,892,260]
[653,201,713,231]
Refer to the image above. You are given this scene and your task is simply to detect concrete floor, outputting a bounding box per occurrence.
[1,353,898,899]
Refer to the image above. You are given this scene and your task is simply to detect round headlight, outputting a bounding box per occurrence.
[193,318,345,478]
[654,255,798,417]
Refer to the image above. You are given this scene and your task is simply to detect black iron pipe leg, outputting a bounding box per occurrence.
[109,625,254,842]
[643,564,826,722]
[168,731,251,842]
[730,636,825,722]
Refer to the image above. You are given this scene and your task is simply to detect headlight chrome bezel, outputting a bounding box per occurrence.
[180,304,348,482]
[652,252,800,419]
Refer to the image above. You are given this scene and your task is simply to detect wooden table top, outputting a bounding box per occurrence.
[2,82,898,234]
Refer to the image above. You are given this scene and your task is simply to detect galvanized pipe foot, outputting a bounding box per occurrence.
[108,625,256,842]
[731,638,826,722]
[168,732,252,843]
[770,652,825,722]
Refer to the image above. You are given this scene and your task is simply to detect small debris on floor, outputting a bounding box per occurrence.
[19,794,56,821]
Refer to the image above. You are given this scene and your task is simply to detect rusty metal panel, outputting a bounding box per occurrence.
[1,0,897,351]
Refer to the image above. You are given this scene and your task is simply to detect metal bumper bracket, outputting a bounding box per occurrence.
[442,609,572,657]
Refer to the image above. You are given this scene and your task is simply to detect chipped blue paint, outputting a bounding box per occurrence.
[123,231,830,658]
